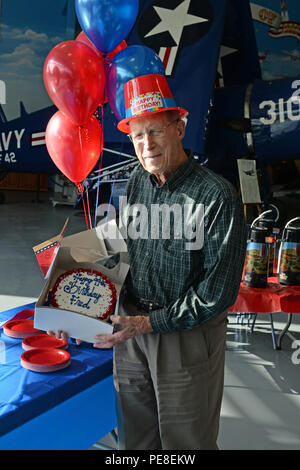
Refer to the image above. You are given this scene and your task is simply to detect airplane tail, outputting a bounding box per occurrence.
[220,0,262,87]
[20,101,28,117]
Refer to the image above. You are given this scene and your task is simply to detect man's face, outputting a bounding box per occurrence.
[129,112,185,176]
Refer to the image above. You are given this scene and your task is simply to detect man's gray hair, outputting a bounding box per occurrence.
[164,109,181,122]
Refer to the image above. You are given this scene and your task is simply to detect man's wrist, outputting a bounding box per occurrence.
[140,315,153,334]
[149,308,172,334]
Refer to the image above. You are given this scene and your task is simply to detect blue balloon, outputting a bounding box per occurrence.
[107,45,166,122]
[75,0,139,53]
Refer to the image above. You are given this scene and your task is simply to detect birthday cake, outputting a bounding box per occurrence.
[51,268,116,320]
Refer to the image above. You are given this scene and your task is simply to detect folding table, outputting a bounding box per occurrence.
[0,303,117,450]
[229,276,300,350]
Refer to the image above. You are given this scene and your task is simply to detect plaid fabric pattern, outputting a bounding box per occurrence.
[122,151,247,333]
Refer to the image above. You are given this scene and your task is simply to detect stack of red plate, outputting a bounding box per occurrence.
[2,315,71,372]
[22,334,69,351]
[3,319,44,339]
[20,348,71,373]
[20,334,71,372]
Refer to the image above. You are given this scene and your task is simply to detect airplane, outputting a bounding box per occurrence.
[259,51,269,62]
[0,101,135,174]
[0,102,58,175]
[0,101,136,204]
[282,50,300,61]
[280,0,289,22]
[0,0,300,224]
[0,0,135,205]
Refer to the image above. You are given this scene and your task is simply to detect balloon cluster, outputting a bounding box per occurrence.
[43,0,165,211]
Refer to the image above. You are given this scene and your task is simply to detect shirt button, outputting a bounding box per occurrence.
[138,277,143,281]
[145,252,149,256]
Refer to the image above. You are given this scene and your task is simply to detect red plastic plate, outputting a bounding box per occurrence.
[20,348,71,373]
[3,319,43,338]
[13,308,35,320]
[22,334,69,351]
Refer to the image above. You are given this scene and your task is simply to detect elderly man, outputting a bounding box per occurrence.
[92,74,247,450]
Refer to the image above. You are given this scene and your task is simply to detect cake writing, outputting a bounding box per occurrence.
[61,273,107,310]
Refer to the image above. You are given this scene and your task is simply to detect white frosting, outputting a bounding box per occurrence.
[52,270,115,318]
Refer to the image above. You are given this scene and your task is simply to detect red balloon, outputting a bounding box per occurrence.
[75,34,127,104]
[76,31,103,58]
[44,41,105,126]
[46,111,102,184]
[76,32,127,63]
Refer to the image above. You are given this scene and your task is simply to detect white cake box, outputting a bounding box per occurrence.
[33,219,129,344]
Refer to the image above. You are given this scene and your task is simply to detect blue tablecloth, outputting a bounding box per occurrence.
[0,303,114,439]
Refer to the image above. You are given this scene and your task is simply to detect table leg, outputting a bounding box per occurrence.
[250,313,257,332]
[92,429,118,450]
[249,313,277,350]
[277,313,293,350]
[269,313,278,351]
[110,429,118,446]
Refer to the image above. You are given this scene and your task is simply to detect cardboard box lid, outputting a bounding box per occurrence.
[33,218,69,279]
[33,218,127,280]
[33,220,129,343]
[61,219,127,264]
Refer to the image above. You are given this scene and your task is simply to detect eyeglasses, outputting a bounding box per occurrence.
[128,118,180,144]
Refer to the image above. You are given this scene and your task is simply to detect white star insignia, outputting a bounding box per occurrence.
[145,0,209,46]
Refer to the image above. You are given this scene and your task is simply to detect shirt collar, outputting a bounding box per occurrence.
[149,149,196,191]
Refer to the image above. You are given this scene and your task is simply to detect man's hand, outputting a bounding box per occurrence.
[47,329,82,345]
[93,314,153,348]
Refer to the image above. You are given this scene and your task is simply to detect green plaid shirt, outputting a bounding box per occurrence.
[122,150,247,333]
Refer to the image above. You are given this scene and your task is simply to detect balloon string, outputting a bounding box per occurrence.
[77,183,89,230]
[82,195,89,230]
[85,183,92,229]
[94,105,104,228]
[77,127,90,230]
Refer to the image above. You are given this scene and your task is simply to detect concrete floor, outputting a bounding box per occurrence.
[1,188,300,450]
[0,189,88,309]
[221,314,300,450]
